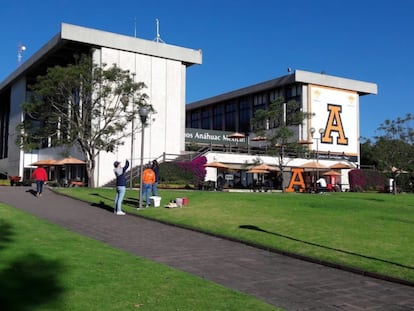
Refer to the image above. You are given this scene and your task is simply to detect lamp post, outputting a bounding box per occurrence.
[310,127,324,181]
[138,106,149,209]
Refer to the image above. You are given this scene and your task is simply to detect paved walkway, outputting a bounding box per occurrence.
[1,187,413,310]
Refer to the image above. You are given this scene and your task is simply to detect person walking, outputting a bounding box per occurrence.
[113,159,129,215]
[32,166,48,197]
[141,165,155,208]
[151,160,160,196]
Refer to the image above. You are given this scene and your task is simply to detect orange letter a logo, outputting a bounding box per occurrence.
[286,168,305,192]
[322,104,348,145]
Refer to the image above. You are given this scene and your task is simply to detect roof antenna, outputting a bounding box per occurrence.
[153,18,165,43]
[17,43,26,66]
[134,17,137,38]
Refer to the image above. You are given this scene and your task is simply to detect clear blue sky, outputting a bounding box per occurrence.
[1,0,413,139]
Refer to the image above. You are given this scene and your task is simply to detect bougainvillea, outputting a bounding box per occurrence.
[349,169,386,192]
[177,156,207,187]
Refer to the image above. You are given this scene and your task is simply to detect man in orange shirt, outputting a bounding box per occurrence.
[32,166,48,197]
[141,165,155,208]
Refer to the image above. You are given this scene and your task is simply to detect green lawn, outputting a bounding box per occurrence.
[57,188,414,283]
[0,203,280,311]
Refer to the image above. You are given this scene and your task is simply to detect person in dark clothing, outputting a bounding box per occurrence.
[151,160,160,196]
[113,159,129,215]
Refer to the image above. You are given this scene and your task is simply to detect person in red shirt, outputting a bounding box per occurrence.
[32,166,48,197]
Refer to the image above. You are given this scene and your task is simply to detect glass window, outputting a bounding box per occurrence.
[225,102,236,131]
[239,98,250,133]
[213,105,224,130]
[201,109,211,129]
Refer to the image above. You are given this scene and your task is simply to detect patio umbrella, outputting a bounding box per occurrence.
[300,161,329,169]
[30,159,58,166]
[228,132,245,139]
[251,164,279,171]
[250,135,267,141]
[247,169,270,174]
[56,157,86,165]
[330,162,352,169]
[323,170,342,176]
[204,161,229,169]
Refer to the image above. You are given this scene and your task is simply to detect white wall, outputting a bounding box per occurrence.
[95,47,186,186]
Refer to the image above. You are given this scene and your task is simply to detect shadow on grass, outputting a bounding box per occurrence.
[239,225,414,270]
[0,220,65,310]
[90,192,140,209]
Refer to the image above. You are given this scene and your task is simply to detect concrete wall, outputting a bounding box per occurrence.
[94,47,187,186]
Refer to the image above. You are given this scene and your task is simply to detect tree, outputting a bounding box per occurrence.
[17,53,153,188]
[251,97,310,190]
[372,113,414,194]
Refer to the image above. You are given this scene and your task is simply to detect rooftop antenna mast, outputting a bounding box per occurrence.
[17,43,26,66]
[153,18,165,43]
[134,17,137,38]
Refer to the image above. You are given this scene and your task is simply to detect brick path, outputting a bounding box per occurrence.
[1,187,413,310]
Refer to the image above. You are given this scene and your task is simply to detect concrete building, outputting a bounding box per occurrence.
[0,23,202,186]
[186,70,377,191]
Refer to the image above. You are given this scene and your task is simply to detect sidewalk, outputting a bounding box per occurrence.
[1,186,413,310]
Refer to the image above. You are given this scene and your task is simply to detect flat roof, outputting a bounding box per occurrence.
[0,23,202,91]
[187,70,377,109]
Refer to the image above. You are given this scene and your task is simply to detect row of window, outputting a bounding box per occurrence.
[186,85,302,133]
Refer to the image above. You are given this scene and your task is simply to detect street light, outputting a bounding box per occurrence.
[310,127,324,181]
[138,106,149,209]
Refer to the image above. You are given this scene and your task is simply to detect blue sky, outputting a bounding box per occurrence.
[1,0,413,139]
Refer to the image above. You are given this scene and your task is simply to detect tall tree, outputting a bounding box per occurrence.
[251,97,310,190]
[373,113,414,194]
[17,53,153,188]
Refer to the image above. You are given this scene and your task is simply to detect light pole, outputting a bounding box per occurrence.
[310,127,324,181]
[138,106,149,209]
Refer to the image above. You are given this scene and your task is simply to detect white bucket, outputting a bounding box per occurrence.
[176,197,183,207]
[149,196,161,207]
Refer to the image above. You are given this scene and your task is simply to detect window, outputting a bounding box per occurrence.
[213,105,224,130]
[201,109,211,129]
[190,111,200,128]
[225,102,236,131]
[238,98,250,133]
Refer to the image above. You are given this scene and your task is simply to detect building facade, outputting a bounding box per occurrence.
[0,23,202,186]
[186,70,377,191]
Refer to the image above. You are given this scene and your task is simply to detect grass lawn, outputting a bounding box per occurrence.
[56,188,414,283]
[0,203,280,311]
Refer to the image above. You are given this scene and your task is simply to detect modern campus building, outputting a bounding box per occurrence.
[0,23,202,186]
[186,70,377,191]
[0,23,377,191]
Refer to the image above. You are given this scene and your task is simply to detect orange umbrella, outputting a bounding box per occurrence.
[323,170,342,176]
[251,164,279,171]
[251,136,267,141]
[300,161,328,169]
[330,162,352,169]
[228,132,245,139]
[204,161,229,169]
[56,157,86,165]
[30,159,58,166]
[247,169,270,174]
